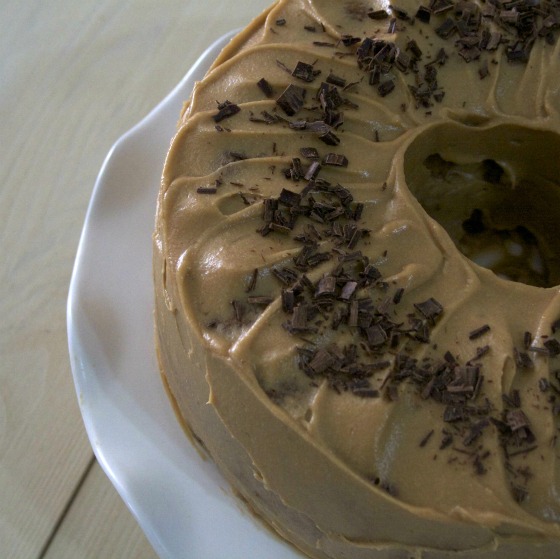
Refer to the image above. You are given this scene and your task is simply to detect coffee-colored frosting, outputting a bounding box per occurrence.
[154,1,560,556]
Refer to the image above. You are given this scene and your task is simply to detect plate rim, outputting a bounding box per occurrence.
[66,28,304,559]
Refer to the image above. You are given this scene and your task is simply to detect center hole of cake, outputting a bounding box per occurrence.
[404,124,560,288]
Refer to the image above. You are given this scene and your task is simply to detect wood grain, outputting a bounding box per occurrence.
[2,0,268,557]
[42,461,158,559]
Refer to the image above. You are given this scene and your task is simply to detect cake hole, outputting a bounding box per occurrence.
[404,123,560,288]
[447,111,491,127]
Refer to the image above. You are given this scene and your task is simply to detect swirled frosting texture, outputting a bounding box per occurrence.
[154,1,560,556]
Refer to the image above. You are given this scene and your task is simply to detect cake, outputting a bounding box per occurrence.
[153,0,560,556]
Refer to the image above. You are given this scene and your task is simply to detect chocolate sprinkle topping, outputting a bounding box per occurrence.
[221,14,560,502]
[469,324,490,340]
[257,77,274,98]
[420,429,435,447]
[378,79,396,97]
[414,298,444,322]
[326,72,347,87]
[393,287,404,304]
[196,186,218,194]
[212,100,241,122]
[514,348,534,369]
[416,5,432,23]
[245,268,258,293]
[323,153,349,167]
[292,60,319,82]
[545,338,560,357]
[276,85,306,116]
[368,9,390,20]
[300,147,320,160]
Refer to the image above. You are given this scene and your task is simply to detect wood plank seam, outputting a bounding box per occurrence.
[37,454,96,559]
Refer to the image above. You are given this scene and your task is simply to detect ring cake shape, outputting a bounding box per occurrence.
[154,1,560,556]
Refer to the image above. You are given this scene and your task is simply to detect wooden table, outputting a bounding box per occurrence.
[2,1,268,556]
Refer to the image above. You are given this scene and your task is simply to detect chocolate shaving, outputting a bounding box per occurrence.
[272,266,298,286]
[420,429,435,448]
[212,101,241,122]
[463,418,489,446]
[249,110,279,125]
[514,348,534,369]
[538,378,550,392]
[506,409,530,432]
[341,34,361,47]
[292,61,319,82]
[300,147,320,160]
[416,6,432,23]
[503,389,521,409]
[511,484,528,503]
[279,188,302,207]
[304,161,322,181]
[276,85,306,116]
[394,48,411,72]
[469,324,490,340]
[406,39,423,60]
[289,304,309,332]
[257,78,274,98]
[366,324,388,347]
[310,252,335,273]
[282,289,295,313]
[326,72,347,88]
[368,9,389,20]
[269,222,292,234]
[347,228,363,249]
[313,275,336,298]
[390,5,411,21]
[340,281,358,301]
[323,153,348,167]
[317,82,344,110]
[393,287,404,304]
[435,17,457,39]
[196,186,218,194]
[479,60,490,79]
[353,387,380,398]
[431,0,454,15]
[245,268,258,292]
[545,338,560,357]
[378,79,396,97]
[444,405,465,422]
[231,300,244,323]
[414,298,444,322]
[319,130,341,146]
[440,431,453,450]
[347,300,359,328]
[469,345,490,363]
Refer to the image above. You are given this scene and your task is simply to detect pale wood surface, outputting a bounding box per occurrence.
[42,460,158,559]
[1,1,268,557]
